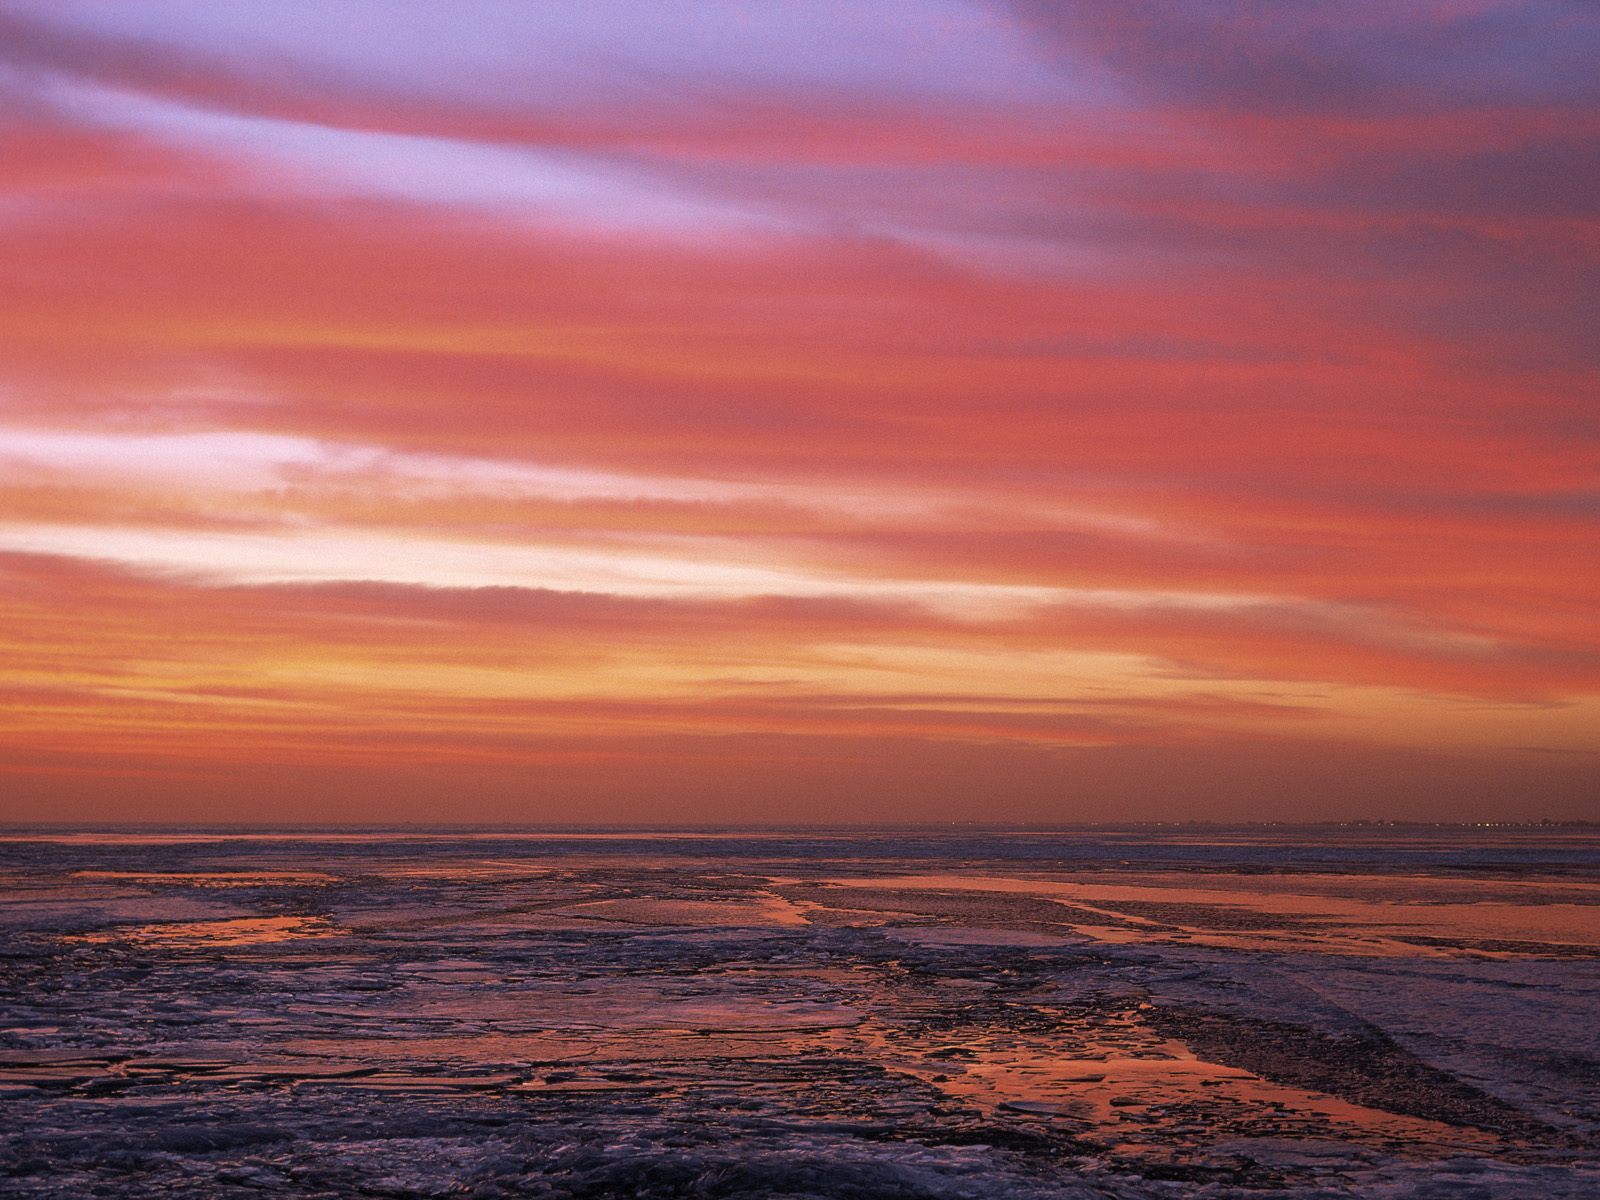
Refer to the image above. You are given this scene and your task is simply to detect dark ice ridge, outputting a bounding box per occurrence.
[1,828,1598,1198]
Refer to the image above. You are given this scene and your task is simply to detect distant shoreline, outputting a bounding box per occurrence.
[2,820,1595,839]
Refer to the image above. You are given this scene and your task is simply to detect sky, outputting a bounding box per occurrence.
[1,1,1597,824]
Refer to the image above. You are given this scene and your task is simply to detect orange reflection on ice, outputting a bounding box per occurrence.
[72,870,335,887]
[825,873,1600,958]
[72,916,337,947]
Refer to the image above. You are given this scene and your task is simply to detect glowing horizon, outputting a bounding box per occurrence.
[2,1,1596,822]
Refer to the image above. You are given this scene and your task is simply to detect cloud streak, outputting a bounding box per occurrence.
[0,1,1595,819]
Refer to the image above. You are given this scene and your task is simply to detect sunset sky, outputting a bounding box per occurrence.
[2,1,1596,823]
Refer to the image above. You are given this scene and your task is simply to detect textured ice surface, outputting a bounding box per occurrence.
[1,827,1597,1197]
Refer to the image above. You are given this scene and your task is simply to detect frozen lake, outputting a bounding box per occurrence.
[2,827,1597,1197]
